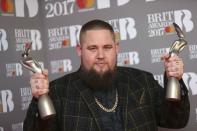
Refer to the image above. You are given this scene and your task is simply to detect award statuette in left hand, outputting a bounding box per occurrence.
[165,23,187,101]
[20,43,56,119]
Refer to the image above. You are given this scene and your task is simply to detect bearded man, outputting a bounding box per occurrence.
[23,19,189,131]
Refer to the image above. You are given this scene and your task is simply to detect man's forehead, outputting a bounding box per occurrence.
[80,29,115,45]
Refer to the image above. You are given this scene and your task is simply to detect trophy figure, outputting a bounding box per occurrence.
[166,23,187,101]
[20,43,56,119]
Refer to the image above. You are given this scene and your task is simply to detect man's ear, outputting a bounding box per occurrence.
[76,44,82,56]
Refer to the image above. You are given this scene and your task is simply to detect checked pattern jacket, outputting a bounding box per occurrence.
[23,67,190,131]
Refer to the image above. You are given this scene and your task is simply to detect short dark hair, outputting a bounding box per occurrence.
[79,19,115,44]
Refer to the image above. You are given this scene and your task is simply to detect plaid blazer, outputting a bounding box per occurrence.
[23,67,190,131]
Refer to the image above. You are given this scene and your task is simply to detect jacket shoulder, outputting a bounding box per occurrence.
[48,71,79,98]
[117,66,153,77]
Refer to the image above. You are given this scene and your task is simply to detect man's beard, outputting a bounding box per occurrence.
[79,66,117,91]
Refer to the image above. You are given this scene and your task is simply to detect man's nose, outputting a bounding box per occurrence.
[97,48,105,59]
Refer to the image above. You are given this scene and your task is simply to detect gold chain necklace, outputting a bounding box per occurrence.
[94,89,118,113]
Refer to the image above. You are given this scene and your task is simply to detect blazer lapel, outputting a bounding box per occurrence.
[117,69,148,130]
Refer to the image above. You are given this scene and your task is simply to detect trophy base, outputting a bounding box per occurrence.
[166,77,181,102]
[38,94,56,119]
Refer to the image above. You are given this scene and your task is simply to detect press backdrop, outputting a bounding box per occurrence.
[0,0,197,131]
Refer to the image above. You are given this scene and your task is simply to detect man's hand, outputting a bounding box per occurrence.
[161,54,184,80]
[30,69,49,98]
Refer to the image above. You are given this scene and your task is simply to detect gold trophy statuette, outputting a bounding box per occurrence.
[166,23,187,101]
[20,43,56,119]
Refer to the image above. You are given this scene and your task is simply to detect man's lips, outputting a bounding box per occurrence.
[95,62,106,67]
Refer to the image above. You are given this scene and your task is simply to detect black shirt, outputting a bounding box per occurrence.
[93,88,123,131]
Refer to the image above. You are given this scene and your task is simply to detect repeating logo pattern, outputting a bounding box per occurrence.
[1,0,197,130]
[150,48,169,63]
[50,59,73,74]
[108,17,137,41]
[147,9,194,37]
[117,51,140,66]
[48,25,81,50]
[15,29,42,51]
[6,63,23,77]
[5,62,44,77]
[47,17,137,50]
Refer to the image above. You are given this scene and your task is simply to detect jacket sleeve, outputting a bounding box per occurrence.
[149,73,190,129]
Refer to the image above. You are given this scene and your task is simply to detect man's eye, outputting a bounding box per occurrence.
[104,45,113,49]
[88,47,97,51]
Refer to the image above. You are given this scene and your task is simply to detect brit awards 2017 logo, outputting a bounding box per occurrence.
[0,0,38,17]
[150,48,170,63]
[189,44,197,59]
[6,63,23,77]
[15,29,42,51]
[0,29,8,51]
[48,25,81,50]
[0,90,14,113]
[20,87,32,110]
[45,0,131,18]
[108,17,137,41]
[117,51,140,66]
[147,9,194,37]
[50,59,72,74]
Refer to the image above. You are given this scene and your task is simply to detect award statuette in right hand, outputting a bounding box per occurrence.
[165,23,187,101]
[20,43,56,119]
